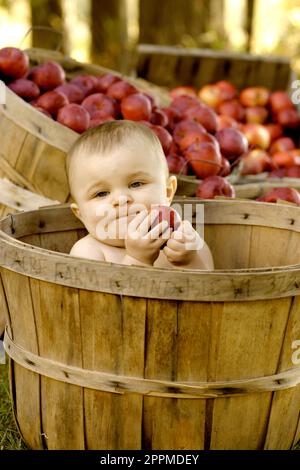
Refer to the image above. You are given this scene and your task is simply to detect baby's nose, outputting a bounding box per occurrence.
[112,194,132,207]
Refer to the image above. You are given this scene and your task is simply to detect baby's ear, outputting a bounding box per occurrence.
[166,175,177,204]
[70,203,81,220]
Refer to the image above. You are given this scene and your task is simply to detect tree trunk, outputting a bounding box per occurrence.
[30,0,65,52]
[245,0,255,52]
[90,0,128,72]
[139,0,209,46]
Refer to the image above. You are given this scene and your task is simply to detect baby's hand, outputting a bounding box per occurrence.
[125,209,173,265]
[163,220,203,267]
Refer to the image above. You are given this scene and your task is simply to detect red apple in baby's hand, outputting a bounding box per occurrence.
[196,175,235,199]
[269,91,294,113]
[257,187,300,205]
[56,103,90,133]
[150,205,181,231]
[184,141,222,179]
[241,149,273,175]
[217,99,245,122]
[242,123,271,150]
[184,104,218,134]
[94,73,120,93]
[70,75,98,97]
[216,114,239,131]
[276,108,300,129]
[265,123,283,142]
[170,85,197,98]
[166,154,188,175]
[29,61,65,90]
[269,137,296,155]
[179,131,218,153]
[35,90,69,117]
[215,128,248,161]
[121,93,152,121]
[107,80,137,101]
[0,47,29,79]
[8,78,40,101]
[148,124,173,155]
[55,83,84,104]
[239,86,270,107]
[245,106,268,124]
[173,119,206,146]
[88,115,115,129]
[150,108,169,127]
[82,93,119,118]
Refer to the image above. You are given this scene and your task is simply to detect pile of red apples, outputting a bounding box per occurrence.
[1,46,300,205]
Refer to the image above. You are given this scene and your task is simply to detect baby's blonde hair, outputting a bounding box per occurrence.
[66,120,169,196]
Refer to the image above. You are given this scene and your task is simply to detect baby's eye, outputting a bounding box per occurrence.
[130,181,144,188]
[95,191,109,198]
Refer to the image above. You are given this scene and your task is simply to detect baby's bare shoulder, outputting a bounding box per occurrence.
[69,235,105,261]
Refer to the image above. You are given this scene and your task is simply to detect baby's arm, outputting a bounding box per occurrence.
[69,235,105,261]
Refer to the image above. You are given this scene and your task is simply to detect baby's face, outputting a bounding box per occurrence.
[70,140,176,247]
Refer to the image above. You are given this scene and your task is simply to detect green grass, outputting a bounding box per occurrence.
[0,360,26,450]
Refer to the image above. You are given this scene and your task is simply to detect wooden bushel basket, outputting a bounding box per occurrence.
[1,199,300,450]
[0,48,170,203]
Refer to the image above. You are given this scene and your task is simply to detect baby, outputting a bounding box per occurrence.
[67,120,214,270]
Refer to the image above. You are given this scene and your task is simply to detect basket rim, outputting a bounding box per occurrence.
[0,200,300,301]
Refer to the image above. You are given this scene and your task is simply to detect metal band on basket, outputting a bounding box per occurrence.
[4,327,300,399]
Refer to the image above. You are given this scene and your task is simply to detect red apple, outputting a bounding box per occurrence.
[121,93,152,121]
[268,168,286,178]
[107,80,137,101]
[271,151,300,168]
[173,119,206,146]
[198,84,223,108]
[0,47,29,79]
[170,85,197,98]
[184,104,218,134]
[285,166,300,178]
[257,187,300,205]
[215,80,238,101]
[29,61,65,91]
[57,103,90,133]
[196,175,235,199]
[166,154,188,175]
[179,131,218,153]
[269,91,294,113]
[88,115,115,129]
[70,75,98,97]
[35,90,69,116]
[215,128,248,160]
[239,86,270,107]
[8,78,40,101]
[276,108,300,129]
[151,205,181,231]
[170,94,200,114]
[82,93,119,118]
[161,106,181,131]
[269,137,296,155]
[219,156,231,177]
[242,123,271,150]
[184,141,222,179]
[265,123,283,142]
[148,124,173,155]
[241,149,273,175]
[245,106,268,124]
[55,83,84,104]
[217,99,245,121]
[216,114,239,131]
[94,73,120,93]
[150,108,169,127]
